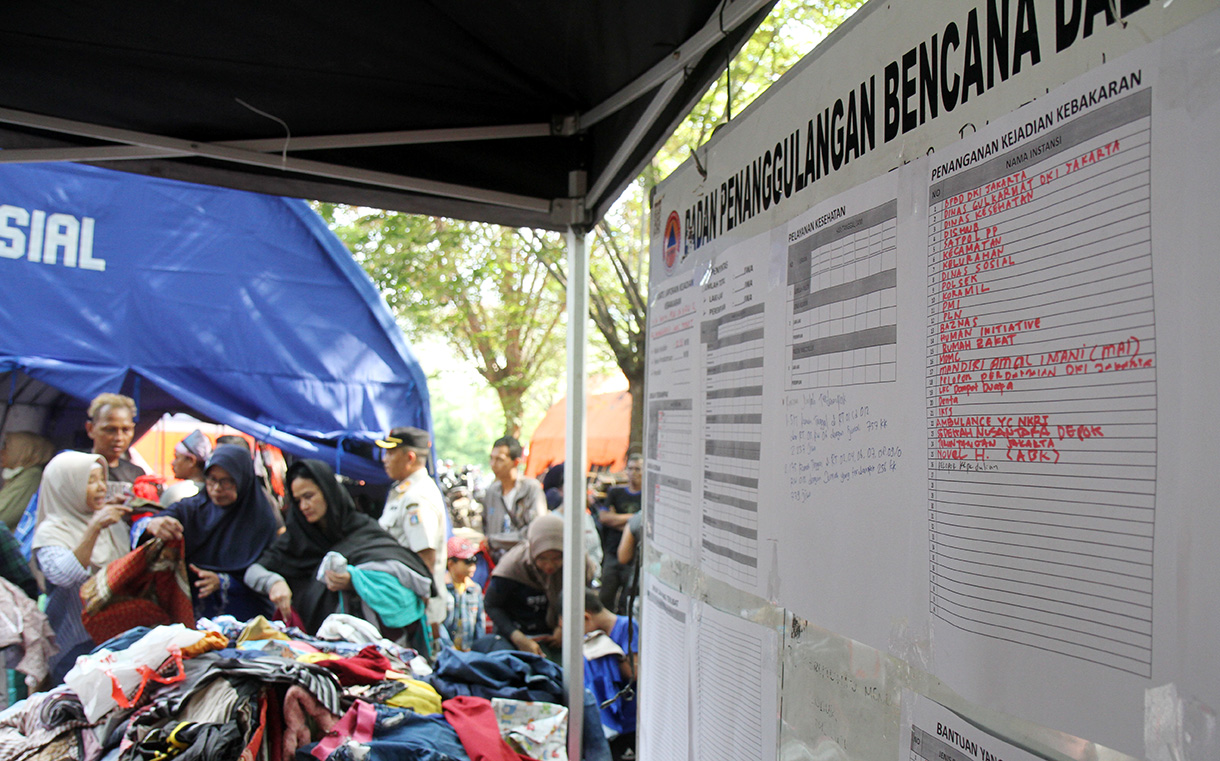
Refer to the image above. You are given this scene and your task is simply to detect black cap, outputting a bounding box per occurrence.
[375,426,431,450]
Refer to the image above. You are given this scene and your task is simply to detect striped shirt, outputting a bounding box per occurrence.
[36,545,95,675]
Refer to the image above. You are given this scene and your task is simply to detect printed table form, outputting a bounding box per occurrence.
[700,242,766,589]
[691,602,779,761]
[906,692,1046,761]
[926,86,1156,676]
[647,277,699,562]
[786,200,899,389]
[638,577,692,761]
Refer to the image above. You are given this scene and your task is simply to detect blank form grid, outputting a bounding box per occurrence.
[639,580,692,761]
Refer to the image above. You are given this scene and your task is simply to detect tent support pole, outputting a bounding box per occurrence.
[563,226,589,760]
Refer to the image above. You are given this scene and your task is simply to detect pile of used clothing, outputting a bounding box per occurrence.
[0,613,611,761]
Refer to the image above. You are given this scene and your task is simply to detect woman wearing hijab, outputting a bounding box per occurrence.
[0,430,56,530]
[32,451,132,683]
[247,459,435,643]
[143,444,280,620]
[485,513,592,656]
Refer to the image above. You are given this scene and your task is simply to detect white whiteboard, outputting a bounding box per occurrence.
[642,1,1220,758]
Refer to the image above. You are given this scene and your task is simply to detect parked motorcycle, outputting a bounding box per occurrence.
[439,462,483,531]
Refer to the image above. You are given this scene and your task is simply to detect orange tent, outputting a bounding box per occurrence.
[525,391,632,477]
[134,424,254,482]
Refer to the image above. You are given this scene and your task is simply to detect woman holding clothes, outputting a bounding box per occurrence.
[247,459,435,645]
[32,451,132,684]
[143,444,279,620]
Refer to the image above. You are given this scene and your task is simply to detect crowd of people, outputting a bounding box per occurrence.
[0,393,645,760]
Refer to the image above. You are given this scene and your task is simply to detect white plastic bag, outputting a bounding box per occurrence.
[65,624,205,721]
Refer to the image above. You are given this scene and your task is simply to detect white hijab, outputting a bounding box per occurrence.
[32,451,129,571]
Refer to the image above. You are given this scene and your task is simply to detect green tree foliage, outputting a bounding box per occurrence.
[427,371,504,466]
[528,222,648,455]
[657,0,863,174]
[316,206,566,439]
[315,1,865,459]
[586,0,867,451]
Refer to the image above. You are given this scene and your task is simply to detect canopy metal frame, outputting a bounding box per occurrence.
[0,0,775,230]
[0,0,784,753]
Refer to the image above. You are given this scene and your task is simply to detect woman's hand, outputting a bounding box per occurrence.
[510,630,544,656]
[75,502,132,569]
[90,502,131,531]
[146,516,184,542]
[324,569,353,592]
[190,564,221,598]
[269,580,293,616]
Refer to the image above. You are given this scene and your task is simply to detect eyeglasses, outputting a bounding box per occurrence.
[205,476,238,490]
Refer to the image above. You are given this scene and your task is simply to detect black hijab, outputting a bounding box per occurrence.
[172,444,280,573]
[258,459,433,633]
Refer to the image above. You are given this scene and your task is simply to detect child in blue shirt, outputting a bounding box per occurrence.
[580,590,639,744]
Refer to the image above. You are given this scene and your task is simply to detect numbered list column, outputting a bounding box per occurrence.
[926,89,1157,676]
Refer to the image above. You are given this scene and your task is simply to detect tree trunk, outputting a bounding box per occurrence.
[495,385,525,439]
[627,367,645,459]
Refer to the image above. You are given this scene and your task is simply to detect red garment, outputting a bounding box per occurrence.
[317,644,392,686]
[273,607,306,631]
[443,695,538,761]
[132,475,165,503]
[79,537,194,644]
[264,686,286,761]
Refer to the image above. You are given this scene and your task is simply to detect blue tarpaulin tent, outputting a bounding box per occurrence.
[0,162,430,483]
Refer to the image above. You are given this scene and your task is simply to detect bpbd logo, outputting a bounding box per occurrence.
[663,211,681,273]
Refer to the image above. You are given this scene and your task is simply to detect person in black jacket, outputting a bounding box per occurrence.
[485,513,593,656]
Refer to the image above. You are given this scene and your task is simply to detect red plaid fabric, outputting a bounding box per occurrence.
[80,537,194,644]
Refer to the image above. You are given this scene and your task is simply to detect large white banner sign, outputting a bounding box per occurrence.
[644,0,1220,758]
